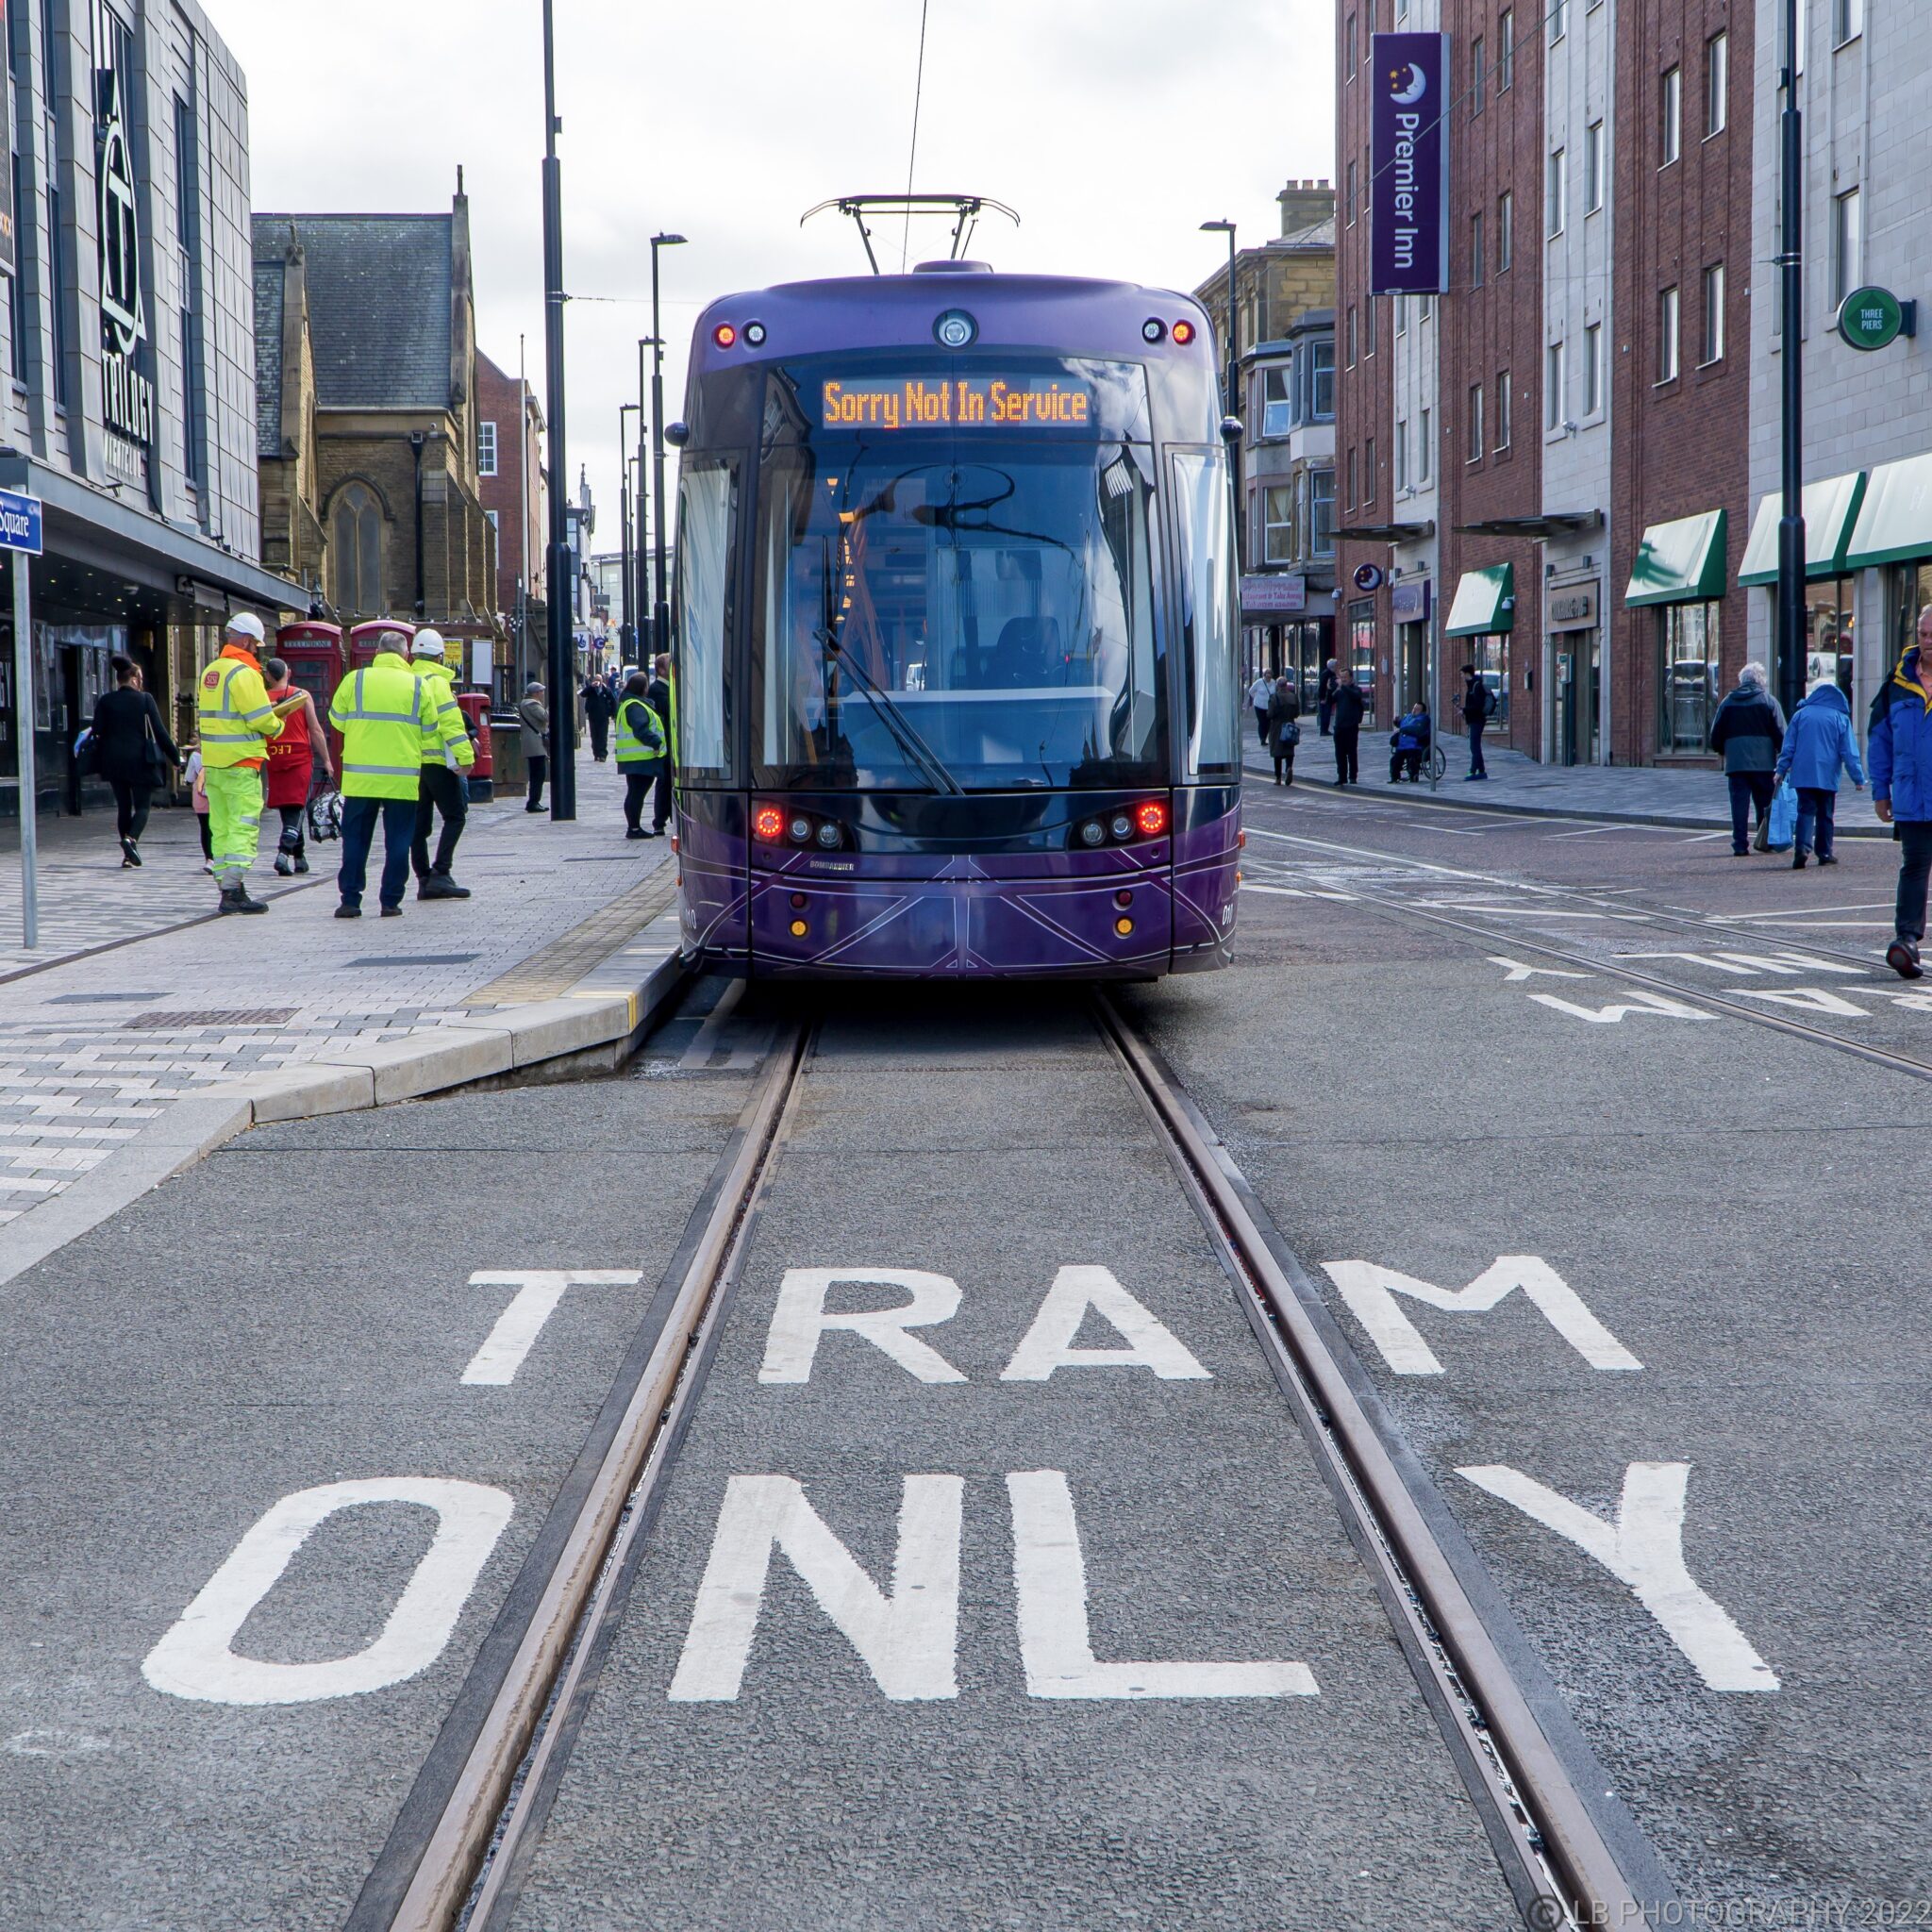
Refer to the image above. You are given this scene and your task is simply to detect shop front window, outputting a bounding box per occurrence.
[1657,601,1721,752]
[1891,561,1932,667]
[1804,578,1855,695]
[1473,634,1510,727]
[1348,597,1376,724]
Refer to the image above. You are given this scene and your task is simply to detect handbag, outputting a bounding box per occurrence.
[307,786,343,844]
[1274,717,1301,751]
[141,705,171,788]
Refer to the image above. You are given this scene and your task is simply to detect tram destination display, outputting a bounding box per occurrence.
[820,375,1094,431]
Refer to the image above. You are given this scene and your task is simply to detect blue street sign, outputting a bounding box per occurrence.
[0,487,42,554]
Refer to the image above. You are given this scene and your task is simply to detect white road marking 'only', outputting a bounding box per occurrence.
[463,1270,644,1385]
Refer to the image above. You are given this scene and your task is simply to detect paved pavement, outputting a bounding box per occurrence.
[0,757,674,1237]
[1250,719,1888,834]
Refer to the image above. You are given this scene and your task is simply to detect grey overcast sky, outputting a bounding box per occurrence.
[225,0,1335,558]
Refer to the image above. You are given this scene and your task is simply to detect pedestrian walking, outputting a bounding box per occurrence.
[408,629,476,899]
[1707,661,1789,857]
[519,680,550,812]
[1870,609,1932,978]
[1331,671,1366,786]
[194,612,290,914]
[1317,658,1339,737]
[261,658,332,876]
[1265,675,1301,785]
[615,671,669,837]
[87,654,178,868]
[1460,665,1495,780]
[183,745,213,871]
[1249,670,1273,750]
[647,653,677,835]
[1774,676,1866,871]
[328,627,458,919]
[584,674,617,763]
[1389,700,1432,782]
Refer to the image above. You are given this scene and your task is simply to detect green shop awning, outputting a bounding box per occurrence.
[1739,472,1868,585]
[1625,509,1728,608]
[1443,563,1515,638]
[1846,452,1932,571]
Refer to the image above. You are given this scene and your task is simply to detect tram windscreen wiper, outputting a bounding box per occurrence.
[814,627,965,796]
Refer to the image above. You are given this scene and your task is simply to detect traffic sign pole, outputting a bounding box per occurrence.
[11,548,36,949]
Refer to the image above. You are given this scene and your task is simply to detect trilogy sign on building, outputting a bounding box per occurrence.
[1369,32,1450,297]
[96,70,154,457]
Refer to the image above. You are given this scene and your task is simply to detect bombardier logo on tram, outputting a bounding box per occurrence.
[665,260,1241,981]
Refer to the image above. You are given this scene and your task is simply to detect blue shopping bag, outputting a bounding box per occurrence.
[1766,778,1798,851]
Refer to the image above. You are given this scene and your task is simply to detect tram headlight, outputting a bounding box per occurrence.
[1077,819,1106,848]
[1141,318,1167,344]
[1108,812,1134,841]
[815,820,842,849]
[743,320,768,347]
[788,814,814,844]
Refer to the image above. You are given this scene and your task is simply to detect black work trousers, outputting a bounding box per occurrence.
[1727,771,1775,854]
[525,755,548,811]
[108,778,151,842]
[652,764,674,832]
[413,765,469,877]
[1895,822,1932,945]
[1333,726,1360,785]
[624,769,655,831]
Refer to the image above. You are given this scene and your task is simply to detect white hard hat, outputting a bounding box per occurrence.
[410,627,445,657]
[225,611,266,642]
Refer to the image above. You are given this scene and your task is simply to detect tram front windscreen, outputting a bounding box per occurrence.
[751,357,1166,794]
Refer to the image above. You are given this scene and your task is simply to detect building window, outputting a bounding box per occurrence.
[1345,159,1357,226]
[329,483,386,617]
[1546,340,1565,429]
[1420,293,1433,325]
[1495,371,1511,451]
[1263,486,1294,562]
[1395,418,1409,491]
[1550,0,1567,42]
[1468,384,1484,463]
[485,508,501,538]
[1474,635,1510,727]
[1547,150,1567,237]
[1310,468,1335,556]
[1471,36,1486,114]
[1364,296,1377,357]
[47,182,69,409]
[1419,407,1431,482]
[1307,338,1335,419]
[1701,263,1726,364]
[8,153,25,385]
[1346,304,1357,367]
[1832,188,1862,307]
[1834,0,1862,45]
[1658,603,1721,753]
[1365,436,1376,503]
[1346,445,1357,510]
[1344,9,1356,76]
[1395,295,1408,339]
[1497,192,1513,273]
[478,420,499,476]
[1584,322,1603,414]
[1498,8,1514,89]
[1706,31,1728,136]
[1658,285,1680,382]
[1261,367,1291,438]
[1585,121,1606,213]
[1471,211,1485,289]
[1660,66,1682,167]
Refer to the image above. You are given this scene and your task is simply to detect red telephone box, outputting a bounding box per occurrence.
[275,622,345,773]
[347,618,417,669]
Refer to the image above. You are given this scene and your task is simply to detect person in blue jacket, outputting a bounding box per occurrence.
[1774,676,1866,871]
[1870,608,1932,977]
[1388,701,1432,782]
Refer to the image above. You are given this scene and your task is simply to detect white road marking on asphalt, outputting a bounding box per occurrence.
[1008,1472,1316,1699]
[462,1270,645,1385]
[1488,956,1591,983]
[1455,1462,1779,1692]
[1679,831,1732,844]
[667,1474,962,1702]
[142,1479,514,1705]
[1000,1266,1210,1382]
[679,979,746,1068]
[1546,824,1655,839]
[1527,990,1711,1024]
[1320,1257,1641,1375]
[759,1268,968,1384]
[1733,987,1872,1016]
[1713,903,1890,922]
[1614,949,1863,977]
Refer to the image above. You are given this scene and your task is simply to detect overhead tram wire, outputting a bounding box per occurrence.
[901,0,931,273]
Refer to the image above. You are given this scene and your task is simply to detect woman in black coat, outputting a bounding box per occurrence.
[1265,676,1302,786]
[88,655,179,866]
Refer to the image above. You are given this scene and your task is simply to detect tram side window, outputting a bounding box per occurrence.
[1173,450,1238,781]
[675,460,737,781]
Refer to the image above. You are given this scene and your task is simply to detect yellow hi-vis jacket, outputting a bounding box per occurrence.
[196,646,284,769]
[410,654,475,770]
[614,694,666,766]
[328,650,449,799]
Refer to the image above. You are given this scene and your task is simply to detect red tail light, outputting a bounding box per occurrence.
[1171,320,1196,345]
[1135,800,1170,837]
[713,323,739,349]
[752,804,785,841]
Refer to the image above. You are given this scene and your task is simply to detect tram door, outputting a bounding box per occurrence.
[1555,633,1600,766]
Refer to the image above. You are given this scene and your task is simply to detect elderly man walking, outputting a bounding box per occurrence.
[1707,661,1788,857]
[194,612,289,914]
[1872,608,1932,978]
[519,680,550,813]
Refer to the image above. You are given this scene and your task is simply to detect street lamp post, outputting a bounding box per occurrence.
[540,0,575,819]
[618,402,639,655]
[650,234,686,653]
[637,337,658,661]
[1774,0,1807,723]
[1201,219,1242,573]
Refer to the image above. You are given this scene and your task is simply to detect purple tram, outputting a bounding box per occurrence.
[666,263,1241,980]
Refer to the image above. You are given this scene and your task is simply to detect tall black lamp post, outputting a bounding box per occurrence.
[1201,218,1242,571]
[540,0,575,818]
[650,234,686,653]
[637,337,658,659]
[618,402,639,656]
[1774,0,1807,722]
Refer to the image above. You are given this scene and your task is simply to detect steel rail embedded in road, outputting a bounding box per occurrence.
[1092,991,1654,1928]
[379,1013,811,1932]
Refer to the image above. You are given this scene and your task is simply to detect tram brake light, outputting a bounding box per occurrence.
[1135,800,1170,837]
[753,804,786,842]
[1171,319,1196,346]
[713,323,739,349]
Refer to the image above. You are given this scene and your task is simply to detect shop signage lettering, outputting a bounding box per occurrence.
[1391,578,1430,624]
[1836,286,1915,355]
[819,376,1092,432]
[96,71,154,452]
[1240,574,1306,614]
[1370,33,1450,296]
[1549,584,1599,632]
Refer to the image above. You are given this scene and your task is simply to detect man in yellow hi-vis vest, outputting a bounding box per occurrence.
[194,613,289,914]
[327,628,455,918]
[408,628,476,899]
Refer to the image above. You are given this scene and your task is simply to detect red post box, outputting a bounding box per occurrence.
[275,622,345,774]
[456,690,494,801]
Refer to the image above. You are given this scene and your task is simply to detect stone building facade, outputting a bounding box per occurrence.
[476,347,546,692]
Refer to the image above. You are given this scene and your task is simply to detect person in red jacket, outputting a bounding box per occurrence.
[263,658,335,875]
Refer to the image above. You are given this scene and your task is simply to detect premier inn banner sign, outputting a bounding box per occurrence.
[1370,32,1450,297]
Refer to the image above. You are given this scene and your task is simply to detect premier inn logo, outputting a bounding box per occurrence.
[95,69,154,449]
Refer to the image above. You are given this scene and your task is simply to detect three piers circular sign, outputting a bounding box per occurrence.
[1837,286,1910,353]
